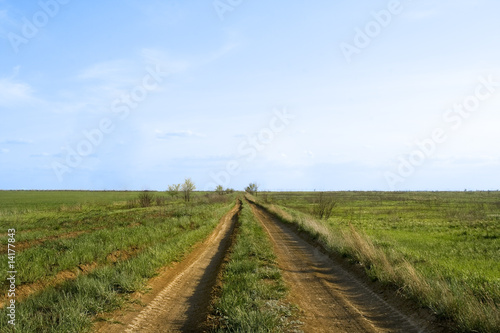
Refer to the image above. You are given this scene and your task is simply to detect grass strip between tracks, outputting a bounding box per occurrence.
[210,200,296,332]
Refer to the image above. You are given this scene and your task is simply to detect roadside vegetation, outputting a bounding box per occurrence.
[0,190,237,332]
[210,199,296,332]
[251,191,500,333]
[245,182,259,196]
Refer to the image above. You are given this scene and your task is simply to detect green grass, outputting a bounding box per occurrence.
[0,204,231,288]
[0,191,237,332]
[255,191,500,333]
[211,200,295,332]
[0,191,138,213]
[0,190,219,215]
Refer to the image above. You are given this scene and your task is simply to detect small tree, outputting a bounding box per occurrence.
[181,178,196,202]
[313,192,336,219]
[245,183,258,196]
[168,184,181,199]
[215,185,225,195]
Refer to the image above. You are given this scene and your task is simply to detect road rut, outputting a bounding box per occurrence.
[250,202,440,333]
[96,202,240,333]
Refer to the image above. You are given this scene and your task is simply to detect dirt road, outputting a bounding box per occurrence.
[96,199,444,332]
[249,202,442,333]
[96,202,240,333]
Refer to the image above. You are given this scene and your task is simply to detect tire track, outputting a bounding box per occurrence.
[97,202,240,333]
[249,201,442,333]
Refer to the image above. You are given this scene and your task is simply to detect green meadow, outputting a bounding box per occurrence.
[0,191,236,332]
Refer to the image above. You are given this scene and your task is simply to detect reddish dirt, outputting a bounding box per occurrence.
[94,202,241,333]
[0,247,141,308]
[105,247,141,263]
[0,230,88,254]
[249,202,448,333]
[2,221,145,255]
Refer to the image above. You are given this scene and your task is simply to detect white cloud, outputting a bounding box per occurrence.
[404,9,439,21]
[0,148,9,154]
[403,0,486,21]
[203,42,239,65]
[140,42,239,75]
[140,48,190,74]
[431,155,500,169]
[155,129,204,140]
[30,152,51,157]
[0,139,33,145]
[0,77,35,106]
[74,59,154,106]
[77,59,135,82]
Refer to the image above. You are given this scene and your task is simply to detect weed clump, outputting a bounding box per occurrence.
[312,192,336,219]
[138,191,155,207]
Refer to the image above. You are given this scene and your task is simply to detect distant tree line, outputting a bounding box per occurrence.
[135,180,261,208]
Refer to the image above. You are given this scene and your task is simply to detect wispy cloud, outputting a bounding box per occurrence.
[30,152,51,158]
[203,42,239,65]
[0,7,19,36]
[74,59,150,104]
[404,9,439,21]
[0,139,33,145]
[403,0,485,21]
[0,77,35,106]
[155,129,205,140]
[429,155,500,169]
[141,48,191,74]
[131,0,184,26]
[140,42,239,75]
[77,60,133,82]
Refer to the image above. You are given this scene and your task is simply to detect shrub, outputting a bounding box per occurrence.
[155,196,166,206]
[313,192,336,219]
[138,191,154,207]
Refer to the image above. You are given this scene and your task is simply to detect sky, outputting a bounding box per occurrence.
[0,0,499,191]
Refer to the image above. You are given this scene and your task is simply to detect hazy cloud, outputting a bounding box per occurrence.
[155,129,205,140]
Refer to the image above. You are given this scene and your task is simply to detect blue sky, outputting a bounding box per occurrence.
[1,0,499,191]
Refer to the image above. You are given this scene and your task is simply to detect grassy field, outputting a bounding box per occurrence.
[210,199,295,332]
[256,191,500,333]
[2,190,498,332]
[0,191,236,332]
[0,191,139,213]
